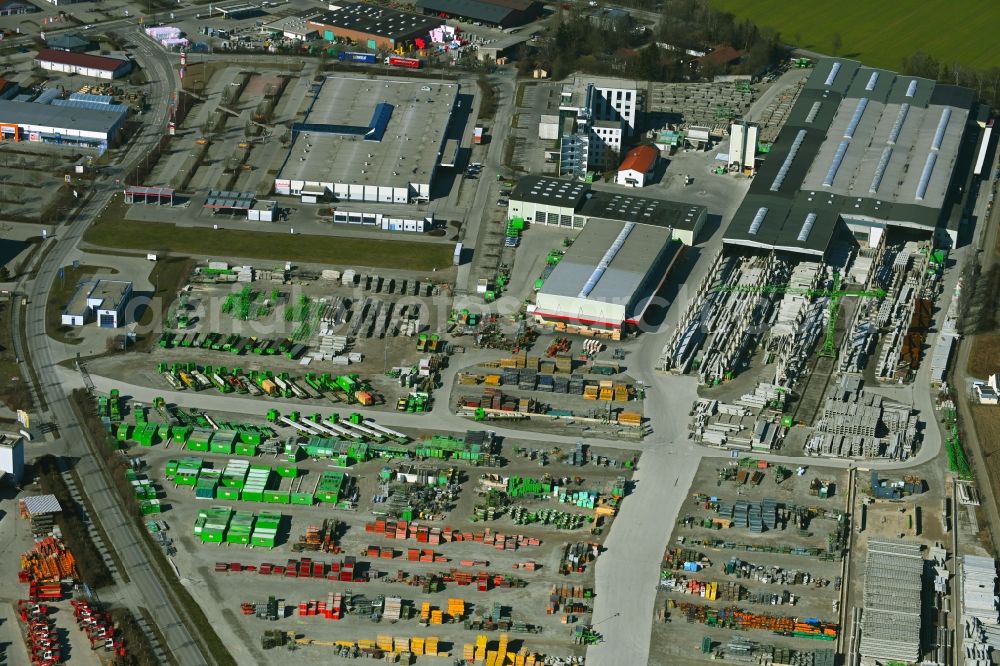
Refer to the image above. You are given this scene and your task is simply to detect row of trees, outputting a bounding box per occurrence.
[34,454,115,589]
[516,2,786,83]
[902,51,1000,114]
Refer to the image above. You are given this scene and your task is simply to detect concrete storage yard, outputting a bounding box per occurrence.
[648,458,847,666]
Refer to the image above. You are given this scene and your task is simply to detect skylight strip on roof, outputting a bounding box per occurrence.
[805,102,822,123]
[824,62,842,87]
[905,80,918,97]
[931,107,951,151]
[865,72,879,91]
[822,140,850,187]
[887,103,909,145]
[578,222,636,298]
[770,129,807,192]
[796,213,817,242]
[844,97,868,139]
[915,152,938,201]
[869,146,893,194]
[748,207,768,235]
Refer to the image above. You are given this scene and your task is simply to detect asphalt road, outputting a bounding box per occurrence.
[12,29,214,666]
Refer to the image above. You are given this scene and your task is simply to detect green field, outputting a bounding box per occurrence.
[83,220,454,272]
[710,0,1000,70]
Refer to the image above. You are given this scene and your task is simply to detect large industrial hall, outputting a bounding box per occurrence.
[274,75,459,203]
[724,57,979,257]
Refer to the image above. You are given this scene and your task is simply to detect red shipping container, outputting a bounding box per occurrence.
[367,546,379,557]
[230,562,242,572]
[313,563,324,577]
[407,549,419,561]
[274,566,285,575]
[331,562,341,572]
[339,572,352,581]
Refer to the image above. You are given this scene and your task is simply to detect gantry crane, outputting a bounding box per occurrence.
[714,273,886,359]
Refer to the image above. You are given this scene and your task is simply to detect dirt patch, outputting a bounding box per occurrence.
[968,333,1000,376]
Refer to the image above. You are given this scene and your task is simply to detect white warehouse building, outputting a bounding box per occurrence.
[275,75,458,203]
[62,278,133,328]
[0,99,126,145]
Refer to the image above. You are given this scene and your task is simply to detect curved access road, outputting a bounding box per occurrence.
[12,31,214,666]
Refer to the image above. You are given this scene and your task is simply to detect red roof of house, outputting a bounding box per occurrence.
[696,46,742,67]
[35,49,128,72]
[618,145,658,173]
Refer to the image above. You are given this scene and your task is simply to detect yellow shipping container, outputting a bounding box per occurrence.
[484,374,502,386]
[411,637,425,655]
[706,582,718,601]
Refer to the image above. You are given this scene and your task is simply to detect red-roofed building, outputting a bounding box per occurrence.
[35,49,132,80]
[694,46,743,70]
[616,144,659,188]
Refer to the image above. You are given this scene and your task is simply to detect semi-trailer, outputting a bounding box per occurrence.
[164,372,186,391]
[192,370,213,391]
[287,379,308,400]
[241,375,263,396]
[385,56,420,69]
[338,51,377,64]
[364,419,409,443]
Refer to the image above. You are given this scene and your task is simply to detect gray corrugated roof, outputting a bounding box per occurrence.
[0,99,125,134]
[539,220,672,302]
[725,57,975,254]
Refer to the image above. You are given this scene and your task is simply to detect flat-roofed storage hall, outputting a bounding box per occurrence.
[274,75,458,203]
[532,220,683,335]
[724,57,982,257]
[307,3,439,50]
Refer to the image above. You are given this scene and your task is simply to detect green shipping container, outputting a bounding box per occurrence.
[217,487,240,501]
[275,465,298,478]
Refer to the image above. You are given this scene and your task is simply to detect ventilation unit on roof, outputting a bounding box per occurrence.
[797,213,817,242]
[824,62,842,86]
[748,207,768,235]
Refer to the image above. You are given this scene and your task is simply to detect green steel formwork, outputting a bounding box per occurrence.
[165,460,179,478]
[186,428,213,451]
[216,487,239,501]
[157,423,171,441]
[290,492,314,506]
[171,425,192,444]
[315,471,345,503]
[221,460,250,488]
[141,500,162,515]
[196,506,233,543]
[275,465,298,478]
[226,510,255,545]
[263,490,290,504]
[235,442,258,457]
[115,423,131,442]
[238,428,263,445]
[507,476,552,498]
[210,430,238,455]
[250,510,279,548]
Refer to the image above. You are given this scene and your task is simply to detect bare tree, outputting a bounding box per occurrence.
[831,33,842,56]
